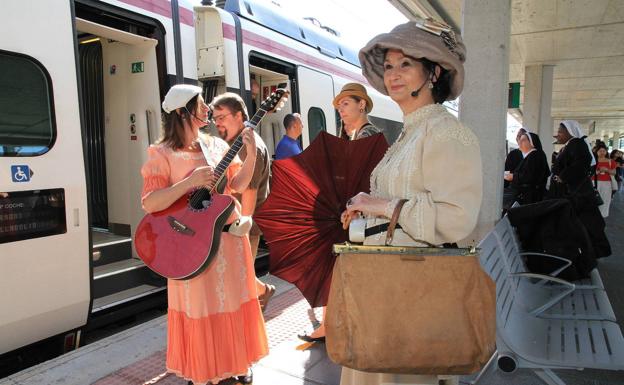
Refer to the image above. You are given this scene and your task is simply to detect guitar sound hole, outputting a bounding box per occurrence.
[188,189,212,211]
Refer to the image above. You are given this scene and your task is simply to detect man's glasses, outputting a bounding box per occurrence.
[211,112,233,124]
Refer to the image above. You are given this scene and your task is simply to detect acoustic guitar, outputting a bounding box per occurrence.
[134,89,289,279]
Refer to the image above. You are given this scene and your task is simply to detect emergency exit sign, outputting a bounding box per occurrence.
[508,82,520,108]
[131,62,144,73]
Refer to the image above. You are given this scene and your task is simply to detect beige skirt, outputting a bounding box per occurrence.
[340,368,458,385]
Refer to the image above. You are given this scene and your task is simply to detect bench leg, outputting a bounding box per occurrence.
[533,369,566,385]
[469,350,497,385]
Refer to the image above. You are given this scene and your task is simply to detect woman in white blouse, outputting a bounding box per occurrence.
[339,20,483,385]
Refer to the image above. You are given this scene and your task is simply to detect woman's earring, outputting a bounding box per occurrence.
[359,108,364,113]
[428,82,434,89]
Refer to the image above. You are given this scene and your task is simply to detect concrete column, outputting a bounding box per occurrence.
[524,65,555,164]
[458,0,511,243]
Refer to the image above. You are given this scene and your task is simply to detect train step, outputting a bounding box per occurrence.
[93,258,145,280]
[92,258,165,299]
[91,284,166,313]
[92,229,133,266]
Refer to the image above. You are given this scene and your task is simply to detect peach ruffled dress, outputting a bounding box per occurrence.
[140,136,268,384]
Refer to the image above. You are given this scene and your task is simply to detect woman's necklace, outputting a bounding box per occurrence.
[185,138,200,151]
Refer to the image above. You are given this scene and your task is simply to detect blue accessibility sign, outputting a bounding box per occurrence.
[11,165,31,182]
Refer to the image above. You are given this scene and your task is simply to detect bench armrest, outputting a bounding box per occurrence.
[519,252,572,277]
[510,272,575,317]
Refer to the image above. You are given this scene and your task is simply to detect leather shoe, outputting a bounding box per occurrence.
[216,378,242,385]
[237,368,252,384]
[297,333,326,343]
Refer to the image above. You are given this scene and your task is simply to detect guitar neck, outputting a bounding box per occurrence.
[212,107,267,183]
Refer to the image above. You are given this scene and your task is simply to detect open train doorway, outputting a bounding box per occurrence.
[75,18,166,319]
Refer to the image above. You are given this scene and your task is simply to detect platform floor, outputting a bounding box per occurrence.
[3,195,624,385]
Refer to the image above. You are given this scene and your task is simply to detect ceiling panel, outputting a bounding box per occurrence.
[400,0,624,140]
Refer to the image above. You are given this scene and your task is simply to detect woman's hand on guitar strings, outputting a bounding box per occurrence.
[187,166,216,188]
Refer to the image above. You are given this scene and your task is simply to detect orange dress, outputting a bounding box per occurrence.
[140,136,268,384]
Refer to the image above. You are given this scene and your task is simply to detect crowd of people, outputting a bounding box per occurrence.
[137,15,609,385]
[502,120,613,280]
[505,121,623,219]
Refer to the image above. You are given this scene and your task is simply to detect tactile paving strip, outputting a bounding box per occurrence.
[92,287,321,384]
[263,287,322,348]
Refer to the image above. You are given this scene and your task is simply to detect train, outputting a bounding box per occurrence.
[0,0,404,364]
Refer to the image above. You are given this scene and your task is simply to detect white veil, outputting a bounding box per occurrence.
[560,120,596,166]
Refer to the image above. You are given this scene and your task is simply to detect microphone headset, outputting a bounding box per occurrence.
[410,64,438,97]
[410,78,430,98]
[185,106,208,124]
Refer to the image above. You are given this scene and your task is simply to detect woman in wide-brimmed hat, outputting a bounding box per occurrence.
[339,19,483,385]
[333,82,381,140]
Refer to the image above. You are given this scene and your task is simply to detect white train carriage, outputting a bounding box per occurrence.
[0,0,402,361]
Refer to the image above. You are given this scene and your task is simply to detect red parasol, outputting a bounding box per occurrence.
[254,132,389,307]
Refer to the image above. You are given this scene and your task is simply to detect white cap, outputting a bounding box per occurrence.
[162,84,202,113]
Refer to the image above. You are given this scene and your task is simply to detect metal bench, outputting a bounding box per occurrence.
[473,218,624,385]
[493,216,614,321]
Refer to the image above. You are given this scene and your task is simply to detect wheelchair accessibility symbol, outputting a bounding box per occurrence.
[11,165,32,182]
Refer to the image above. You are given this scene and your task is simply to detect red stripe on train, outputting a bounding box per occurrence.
[117,0,194,26]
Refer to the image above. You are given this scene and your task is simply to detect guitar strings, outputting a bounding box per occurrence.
[188,104,272,208]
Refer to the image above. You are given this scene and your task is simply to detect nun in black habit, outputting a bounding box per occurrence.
[548,120,611,258]
[503,128,526,189]
[506,131,550,205]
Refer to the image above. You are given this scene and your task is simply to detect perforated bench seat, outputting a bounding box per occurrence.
[474,218,624,385]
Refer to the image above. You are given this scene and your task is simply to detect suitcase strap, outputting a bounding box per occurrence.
[364,222,402,238]
[386,199,409,246]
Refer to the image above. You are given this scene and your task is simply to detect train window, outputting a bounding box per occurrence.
[0,51,56,156]
[0,188,67,244]
[368,115,403,144]
[307,107,326,143]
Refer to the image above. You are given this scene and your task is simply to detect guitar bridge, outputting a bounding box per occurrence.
[167,216,195,236]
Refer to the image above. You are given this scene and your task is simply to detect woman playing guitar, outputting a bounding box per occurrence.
[140,85,267,385]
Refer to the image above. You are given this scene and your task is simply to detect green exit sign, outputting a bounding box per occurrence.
[131,62,144,73]
[508,82,520,108]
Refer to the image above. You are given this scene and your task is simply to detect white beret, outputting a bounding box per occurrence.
[162,84,202,113]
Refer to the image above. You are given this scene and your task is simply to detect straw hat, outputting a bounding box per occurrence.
[332,83,374,112]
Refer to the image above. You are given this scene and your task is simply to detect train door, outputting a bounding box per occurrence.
[250,66,292,156]
[296,66,336,147]
[74,18,166,315]
[0,0,90,354]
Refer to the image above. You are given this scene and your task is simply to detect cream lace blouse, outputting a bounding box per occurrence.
[366,103,483,246]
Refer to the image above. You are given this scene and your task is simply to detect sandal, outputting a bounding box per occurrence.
[258,283,275,312]
[297,333,326,343]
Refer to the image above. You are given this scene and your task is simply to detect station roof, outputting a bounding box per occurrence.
[390,0,624,142]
